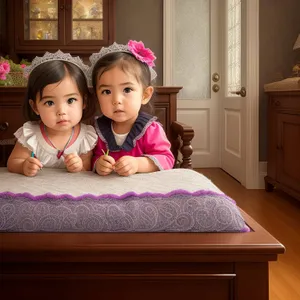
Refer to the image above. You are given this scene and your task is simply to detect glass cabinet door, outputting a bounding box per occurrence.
[71,0,103,40]
[23,0,59,40]
[12,0,114,53]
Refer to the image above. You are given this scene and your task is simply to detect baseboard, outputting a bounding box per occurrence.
[259,161,267,189]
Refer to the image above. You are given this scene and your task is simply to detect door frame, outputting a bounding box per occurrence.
[163,0,259,189]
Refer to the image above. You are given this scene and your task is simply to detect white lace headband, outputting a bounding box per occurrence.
[88,40,157,82]
[23,50,89,82]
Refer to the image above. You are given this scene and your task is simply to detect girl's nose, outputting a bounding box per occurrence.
[112,94,122,105]
[57,106,66,116]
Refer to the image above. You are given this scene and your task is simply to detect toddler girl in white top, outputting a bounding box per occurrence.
[7,50,97,177]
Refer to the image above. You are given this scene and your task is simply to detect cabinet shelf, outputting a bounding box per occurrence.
[8,0,115,56]
[28,18,59,21]
[72,18,103,21]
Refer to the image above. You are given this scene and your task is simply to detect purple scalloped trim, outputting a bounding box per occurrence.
[242,225,251,232]
[0,189,235,203]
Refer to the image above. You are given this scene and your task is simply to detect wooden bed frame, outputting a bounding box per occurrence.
[0,86,284,299]
[0,210,284,300]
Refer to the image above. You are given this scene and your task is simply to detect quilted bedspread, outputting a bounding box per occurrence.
[0,168,249,232]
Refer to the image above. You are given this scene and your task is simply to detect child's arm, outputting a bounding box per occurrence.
[114,156,158,176]
[95,154,116,176]
[64,150,92,172]
[92,138,115,175]
[7,142,43,176]
[114,122,175,176]
[142,122,175,170]
[91,138,104,169]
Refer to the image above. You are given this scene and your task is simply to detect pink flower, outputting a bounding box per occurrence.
[128,40,156,67]
[0,61,10,74]
[0,72,7,80]
[20,64,26,68]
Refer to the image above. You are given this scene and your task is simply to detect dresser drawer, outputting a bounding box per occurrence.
[0,106,24,140]
[270,95,300,111]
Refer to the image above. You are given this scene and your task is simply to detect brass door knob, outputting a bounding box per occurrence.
[212,72,220,82]
[212,84,220,93]
[231,87,247,97]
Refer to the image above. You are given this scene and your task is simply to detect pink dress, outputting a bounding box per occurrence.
[92,112,175,171]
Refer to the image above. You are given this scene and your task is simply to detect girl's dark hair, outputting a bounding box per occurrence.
[24,61,95,121]
[91,52,155,114]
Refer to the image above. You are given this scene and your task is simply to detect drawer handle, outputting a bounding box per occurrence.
[0,122,9,131]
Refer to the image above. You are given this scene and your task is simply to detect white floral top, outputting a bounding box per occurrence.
[14,121,98,168]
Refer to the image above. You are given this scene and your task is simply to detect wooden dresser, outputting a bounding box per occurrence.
[264,78,300,201]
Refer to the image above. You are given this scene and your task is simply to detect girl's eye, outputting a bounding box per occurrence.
[124,87,132,93]
[67,97,76,104]
[45,100,54,107]
[101,89,111,95]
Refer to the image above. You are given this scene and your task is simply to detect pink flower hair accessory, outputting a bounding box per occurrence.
[128,40,156,67]
[89,40,157,83]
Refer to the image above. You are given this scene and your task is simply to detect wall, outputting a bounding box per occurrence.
[259,0,300,160]
[115,0,163,85]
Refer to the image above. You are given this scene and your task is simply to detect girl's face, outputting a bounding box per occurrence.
[30,74,85,134]
[95,66,153,133]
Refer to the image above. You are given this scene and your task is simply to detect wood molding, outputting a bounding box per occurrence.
[245,0,260,188]
[163,0,173,85]
[259,161,267,189]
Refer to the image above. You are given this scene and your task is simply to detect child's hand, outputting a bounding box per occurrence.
[22,157,43,177]
[64,153,83,173]
[114,156,138,176]
[95,155,115,176]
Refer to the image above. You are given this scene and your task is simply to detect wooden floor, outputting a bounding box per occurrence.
[196,168,300,300]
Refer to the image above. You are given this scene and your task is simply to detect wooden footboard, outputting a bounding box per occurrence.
[0,210,284,300]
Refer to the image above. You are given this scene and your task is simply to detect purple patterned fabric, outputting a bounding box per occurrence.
[0,190,250,232]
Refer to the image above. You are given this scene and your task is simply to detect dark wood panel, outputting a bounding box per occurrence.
[2,262,234,274]
[0,106,24,140]
[154,107,167,132]
[2,273,235,300]
[277,113,300,191]
[235,262,269,300]
[0,0,8,56]
[265,90,300,200]
[0,210,284,300]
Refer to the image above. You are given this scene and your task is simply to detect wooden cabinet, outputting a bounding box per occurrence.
[7,0,115,56]
[264,89,300,201]
[0,88,24,167]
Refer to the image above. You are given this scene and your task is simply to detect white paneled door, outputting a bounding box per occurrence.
[166,0,220,168]
[164,0,259,188]
[220,0,259,187]
[220,0,246,184]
